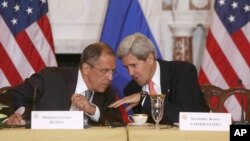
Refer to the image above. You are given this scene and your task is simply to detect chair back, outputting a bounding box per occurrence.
[200,84,250,122]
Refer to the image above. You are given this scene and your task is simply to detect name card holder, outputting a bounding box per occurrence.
[179,112,231,131]
[31,111,83,129]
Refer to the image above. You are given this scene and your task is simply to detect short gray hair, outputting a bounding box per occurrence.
[117,32,156,61]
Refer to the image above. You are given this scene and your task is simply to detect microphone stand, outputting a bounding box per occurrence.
[233,80,249,125]
[240,95,245,122]
[33,85,37,111]
[25,85,38,128]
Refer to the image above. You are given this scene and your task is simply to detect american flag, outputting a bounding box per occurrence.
[0,0,57,87]
[199,0,250,121]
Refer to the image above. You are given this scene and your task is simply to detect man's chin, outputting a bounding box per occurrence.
[97,86,109,93]
[134,80,144,86]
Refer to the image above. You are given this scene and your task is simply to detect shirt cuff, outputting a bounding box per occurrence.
[85,103,100,122]
[141,96,147,106]
[2,118,8,124]
[2,106,26,124]
[140,91,148,106]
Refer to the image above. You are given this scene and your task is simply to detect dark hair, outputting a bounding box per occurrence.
[79,42,115,68]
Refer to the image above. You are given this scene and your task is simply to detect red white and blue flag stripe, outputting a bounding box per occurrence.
[100,0,162,122]
[0,0,57,87]
[199,0,250,121]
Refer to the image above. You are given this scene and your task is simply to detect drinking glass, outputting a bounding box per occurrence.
[150,95,166,129]
[83,90,93,128]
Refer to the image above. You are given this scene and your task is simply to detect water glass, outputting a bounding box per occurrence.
[150,95,166,129]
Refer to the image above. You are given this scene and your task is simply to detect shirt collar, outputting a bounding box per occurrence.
[142,61,161,93]
[75,69,88,94]
[151,61,161,88]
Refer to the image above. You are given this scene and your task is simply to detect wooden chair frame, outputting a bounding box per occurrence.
[200,84,250,121]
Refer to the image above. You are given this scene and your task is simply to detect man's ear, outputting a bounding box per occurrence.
[81,63,91,75]
[146,53,155,64]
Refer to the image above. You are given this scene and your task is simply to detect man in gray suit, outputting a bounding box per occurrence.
[109,33,209,123]
[5,42,122,126]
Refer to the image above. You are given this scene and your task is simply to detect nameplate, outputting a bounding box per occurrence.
[31,111,83,129]
[179,112,231,131]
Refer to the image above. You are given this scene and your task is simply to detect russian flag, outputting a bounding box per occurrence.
[100,0,162,122]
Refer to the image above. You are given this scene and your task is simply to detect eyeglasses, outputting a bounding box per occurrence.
[86,62,118,76]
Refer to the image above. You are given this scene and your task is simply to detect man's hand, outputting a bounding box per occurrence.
[108,93,141,112]
[5,113,25,126]
[71,94,96,115]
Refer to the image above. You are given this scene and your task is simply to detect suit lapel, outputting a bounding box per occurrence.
[92,92,102,107]
[63,68,78,109]
[158,60,171,95]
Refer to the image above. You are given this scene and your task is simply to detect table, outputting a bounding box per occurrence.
[0,125,230,141]
[127,125,229,141]
[0,127,127,141]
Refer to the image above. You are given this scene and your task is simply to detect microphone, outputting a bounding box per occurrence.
[237,79,243,86]
[25,85,38,128]
[240,94,245,123]
[237,79,245,122]
[33,85,37,111]
[233,79,249,125]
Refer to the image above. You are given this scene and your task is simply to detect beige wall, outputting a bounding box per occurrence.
[48,0,212,69]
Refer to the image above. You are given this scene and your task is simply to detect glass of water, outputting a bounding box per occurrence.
[150,95,166,129]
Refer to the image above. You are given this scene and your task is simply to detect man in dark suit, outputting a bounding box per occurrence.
[109,33,209,124]
[4,42,122,126]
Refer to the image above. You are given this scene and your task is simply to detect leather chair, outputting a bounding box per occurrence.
[200,84,250,122]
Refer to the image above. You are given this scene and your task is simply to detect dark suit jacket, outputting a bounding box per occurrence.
[124,60,210,123]
[7,67,122,125]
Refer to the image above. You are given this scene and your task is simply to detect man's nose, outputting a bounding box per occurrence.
[128,67,134,76]
[106,71,113,80]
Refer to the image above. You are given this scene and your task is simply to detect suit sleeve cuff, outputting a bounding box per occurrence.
[85,103,100,122]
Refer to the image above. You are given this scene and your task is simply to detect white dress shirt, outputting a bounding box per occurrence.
[70,70,100,122]
[141,61,162,105]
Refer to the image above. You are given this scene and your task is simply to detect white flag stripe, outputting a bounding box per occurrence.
[26,22,57,66]
[0,69,10,87]
[0,16,35,79]
[201,49,228,88]
[211,12,250,87]
[199,1,250,122]
[209,12,249,121]
[139,0,161,48]
[202,50,242,121]
[242,22,250,43]
[224,96,242,121]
